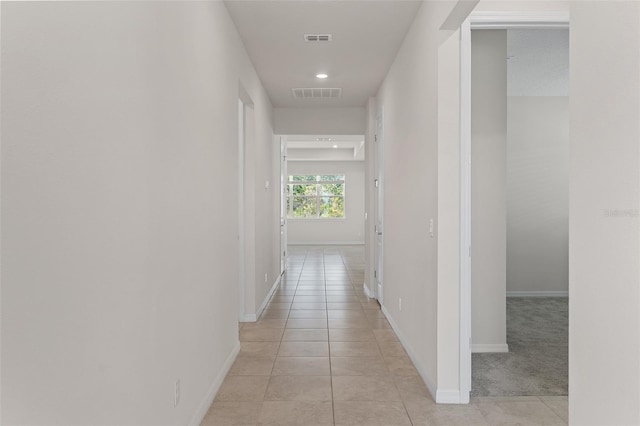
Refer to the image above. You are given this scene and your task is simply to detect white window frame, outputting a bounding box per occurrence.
[287,175,346,219]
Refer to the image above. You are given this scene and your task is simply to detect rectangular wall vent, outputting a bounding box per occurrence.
[304,34,332,43]
[292,88,342,99]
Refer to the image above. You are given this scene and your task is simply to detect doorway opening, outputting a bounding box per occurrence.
[279,134,366,277]
[460,12,570,401]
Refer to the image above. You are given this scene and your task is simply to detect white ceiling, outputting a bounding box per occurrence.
[287,135,365,161]
[224,0,423,108]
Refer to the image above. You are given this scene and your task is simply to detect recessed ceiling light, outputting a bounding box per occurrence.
[316,73,328,79]
[332,144,338,148]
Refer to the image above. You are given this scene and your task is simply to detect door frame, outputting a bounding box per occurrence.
[458,10,570,403]
[374,109,384,303]
[237,98,246,322]
[279,135,288,275]
[238,86,255,322]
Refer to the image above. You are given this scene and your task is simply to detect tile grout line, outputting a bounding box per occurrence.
[262,246,303,417]
[215,247,563,425]
[355,246,415,426]
[326,247,337,426]
[538,396,569,424]
[264,252,292,408]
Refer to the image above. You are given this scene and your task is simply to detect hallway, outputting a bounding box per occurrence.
[2,1,640,424]
[201,246,567,425]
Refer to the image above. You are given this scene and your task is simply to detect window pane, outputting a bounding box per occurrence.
[319,196,344,218]
[320,183,344,196]
[319,175,345,181]
[292,184,316,196]
[290,175,316,182]
[292,196,316,218]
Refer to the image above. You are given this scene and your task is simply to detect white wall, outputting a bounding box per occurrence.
[466,3,640,422]
[437,25,463,394]
[470,30,508,350]
[286,161,365,245]
[569,2,640,424]
[375,0,463,400]
[506,29,569,296]
[507,97,569,295]
[507,29,569,97]
[287,148,359,162]
[1,2,277,425]
[470,28,570,340]
[379,0,640,418]
[274,107,366,135]
[474,1,570,13]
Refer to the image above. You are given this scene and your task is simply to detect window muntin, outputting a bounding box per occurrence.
[287,175,345,219]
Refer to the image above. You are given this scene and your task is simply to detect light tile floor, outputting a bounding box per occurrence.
[201,245,568,425]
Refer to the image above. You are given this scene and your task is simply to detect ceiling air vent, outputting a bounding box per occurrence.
[292,88,342,99]
[304,34,332,43]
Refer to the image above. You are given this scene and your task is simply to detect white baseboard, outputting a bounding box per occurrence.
[255,273,282,320]
[240,274,282,323]
[241,314,257,322]
[363,282,373,299]
[472,343,509,353]
[188,340,240,426]
[436,389,462,404]
[507,291,568,298]
[381,306,438,402]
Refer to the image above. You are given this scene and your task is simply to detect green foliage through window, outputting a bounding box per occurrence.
[287,175,345,219]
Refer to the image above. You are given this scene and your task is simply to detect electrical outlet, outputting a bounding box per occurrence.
[399,297,402,311]
[429,219,434,237]
[264,273,268,284]
[174,379,180,407]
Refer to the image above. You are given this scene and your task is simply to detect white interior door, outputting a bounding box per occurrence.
[374,113,384,303]
[280,136,288,274]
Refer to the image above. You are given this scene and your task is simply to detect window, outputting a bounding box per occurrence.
[287,175,345,219]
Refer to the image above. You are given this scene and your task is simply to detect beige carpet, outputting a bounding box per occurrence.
[471,297,568,397]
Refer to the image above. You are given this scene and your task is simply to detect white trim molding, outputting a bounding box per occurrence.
[459,16,473,405]
[470,11,570,29]
[363,282,373,299]
[189,341,241,426]
[436,390,462,404]
[507,291,568,298]
[472,343,509,354]
[242,314,257,322]
[255,273,283,320]
[242,273,283,323]
[381,306,439,402]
